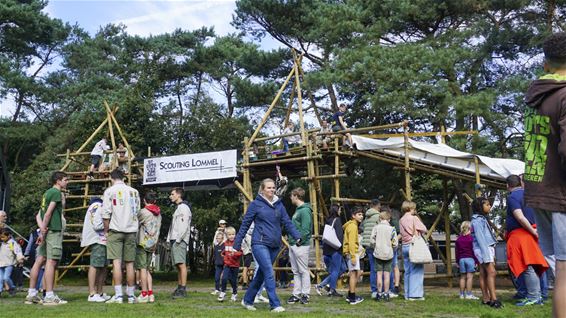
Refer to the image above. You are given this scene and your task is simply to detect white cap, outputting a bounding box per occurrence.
[219,219,227,225]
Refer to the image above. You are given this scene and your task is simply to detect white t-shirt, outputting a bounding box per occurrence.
[102,182,140,233]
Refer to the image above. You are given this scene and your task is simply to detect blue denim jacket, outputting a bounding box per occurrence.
[471,214,497,262]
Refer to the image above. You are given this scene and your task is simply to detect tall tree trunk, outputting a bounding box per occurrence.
[227,79,233,118]
[194,71,203,107]
[327,84,338,111]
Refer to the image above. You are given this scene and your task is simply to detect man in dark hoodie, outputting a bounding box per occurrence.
[523,32,566,317]
[135,192,161,303]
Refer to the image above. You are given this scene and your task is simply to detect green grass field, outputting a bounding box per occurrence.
[0,277,551,317]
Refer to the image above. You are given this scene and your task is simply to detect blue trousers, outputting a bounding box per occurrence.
[366,248,377,293]
[0,265,14,292]
[402,244,424,299]
[244,245,281,309]
[515,269,548,299]
[320,251,345,289]
[221,266,239,294]
[214,265,223,291]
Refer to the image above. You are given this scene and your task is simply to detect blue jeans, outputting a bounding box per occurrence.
[214,265,223,291]
[283,139,289,152]
[244,244,281,308]
[515,269,548,299]
[366,248,377,293]
[320,251,344,289]
[389,247,398,291]
[0,265,14,292]
[402,244,424,299]
[221,266,239,294]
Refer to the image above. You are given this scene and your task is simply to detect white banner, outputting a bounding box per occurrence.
[143,150,237,185]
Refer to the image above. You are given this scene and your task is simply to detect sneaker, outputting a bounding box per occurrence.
[287,295,301,304]
[88,294,106,303]
[127,295,137,304]
[328,289,343,297]
[101,293,111,301]
[408,297,425,301]
[217,292,226,302]
[230,294,237,302]
[42,295,68,306]
[137,295,149,303]
[172,288,187,299]
[149,294,155,303]
[389,291,399,298]
[516,298,538,307]
[371,292,378,300]
[106,295,124,304]
[271,306,286,313]
[25,294,43,305]
[241,299,256,311]
[459,294,465,299]
[382,293,390,302]
[349,296,364,305]
[255,295,269,303]
[490,299,503,309]
[465,294,479,300]
[211,290,219,295]
[299,294,309,304]
[315,285,324,296]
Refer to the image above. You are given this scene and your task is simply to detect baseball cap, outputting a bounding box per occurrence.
[219,219,227,225]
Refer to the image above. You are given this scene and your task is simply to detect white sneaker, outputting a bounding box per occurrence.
[230,294,237,302]
[217,292,226,302]
[137,295,149,303]
[127,295,137,304]
[106,295,124,304]
[241,299,256,311]
[88,294,106,303]
[465,294,479,300]
[211,290,219,295]
[101,293,111,301]
[459,294,465,299]
[271,306,285,313]
[255,295,269,303]
[42,295,68,306]
[148,294,155,303]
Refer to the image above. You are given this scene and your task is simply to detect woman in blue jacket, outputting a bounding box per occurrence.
[233,178,302,313]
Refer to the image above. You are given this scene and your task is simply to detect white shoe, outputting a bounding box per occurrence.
[211,290,219,295]
[241,299,256,311]
[128,295,137,304]
[137,295,149,303]
[230,294,237,302]
[465,294,479,300]
[217,292,226,302]
[459,294,465,299]
[101,293,111,301]
[106,295,124,304]
[271,306,285,313]
[42,295,67,306]
[148,294,155,303]
[88,294,106,303]
[255,295,269,303]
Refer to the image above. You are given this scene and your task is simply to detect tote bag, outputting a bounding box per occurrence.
[408,218,433,264]
[322,218,342,249]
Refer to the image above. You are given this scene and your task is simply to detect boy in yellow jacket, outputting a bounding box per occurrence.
[343,207,364,305]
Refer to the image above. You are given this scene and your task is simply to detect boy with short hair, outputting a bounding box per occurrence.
[287,187,312,305]
[523,31,566,317]
[80,197,108,302]
[370,210,398,301]
[167,187,192,299]
[343,207,364,305]
[0,229,24,297]
[135,192,161,303]
[26,171,68,305]
[88,138,109,180]
[218,227,242,302]
[212,232,225,295]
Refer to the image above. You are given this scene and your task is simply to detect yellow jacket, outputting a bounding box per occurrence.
[342,219,359,262]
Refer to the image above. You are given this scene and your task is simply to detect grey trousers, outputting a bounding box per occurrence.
[289,245,311,296]
[523,265,541,300]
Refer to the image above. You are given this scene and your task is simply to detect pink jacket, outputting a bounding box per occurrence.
[399,213,427,244]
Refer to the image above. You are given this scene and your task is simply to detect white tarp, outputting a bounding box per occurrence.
[143,149,237,185]
[352,136,524,180]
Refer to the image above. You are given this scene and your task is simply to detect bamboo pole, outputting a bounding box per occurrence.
[242,155,322,167]
[57,246,89,282]
[403,121,412,201]
[306,137,321,283]
[316,122,405,136]
[333,136,340,201]
[359,130,478,139]
[104,101,136,159]
[234,180,253,202]
[283,82,296,128]
[243,137,251,213]
[301,174,347,181]
[425,192,456,240]
[330,197,371,204]
[104,102,117,170]
[248,66,296,147]
[474,156,482,197]
[293,53,307,146]
[443,179,453,287]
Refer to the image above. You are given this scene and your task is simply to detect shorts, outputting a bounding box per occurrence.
[458,257,475,273]
[473,246,495,264]
[135,246,152,270]
[90,155,102,168]
[37,230,63,260]
[90,243,107,268]
[375,258,393,272]
[347,255,360,272]
[243,253,253,267]
[535,209,566,261]
[171,241,188,265]
[106,231,136,262]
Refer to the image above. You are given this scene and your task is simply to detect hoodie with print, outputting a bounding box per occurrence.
[137,204,162,251]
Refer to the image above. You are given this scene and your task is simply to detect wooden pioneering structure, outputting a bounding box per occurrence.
[56,102,140,282]
[236,51,507,285]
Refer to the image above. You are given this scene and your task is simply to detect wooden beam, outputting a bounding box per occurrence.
[234,180,253,202]
[359,130,478,139]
